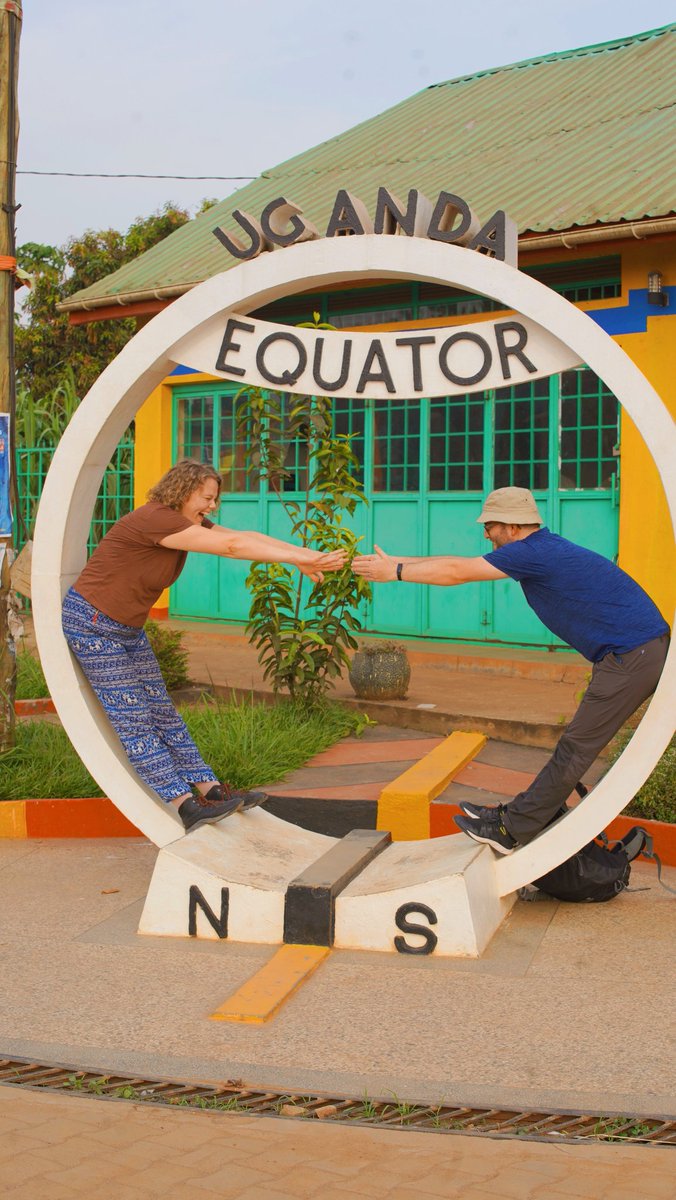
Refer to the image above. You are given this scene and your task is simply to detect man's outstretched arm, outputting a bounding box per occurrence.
[352,544,507,586]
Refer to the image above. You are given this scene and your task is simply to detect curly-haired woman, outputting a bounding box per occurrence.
[62,459,346,833]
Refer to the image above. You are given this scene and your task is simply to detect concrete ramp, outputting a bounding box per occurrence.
[139,809,513,957]
[336,834,513,957]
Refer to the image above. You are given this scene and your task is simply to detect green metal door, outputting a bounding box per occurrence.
[170,368,619,648]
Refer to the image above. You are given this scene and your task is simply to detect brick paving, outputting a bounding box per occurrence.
[1,1087,673,1200]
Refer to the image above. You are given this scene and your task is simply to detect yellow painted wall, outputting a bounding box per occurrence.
[615,237,675,623]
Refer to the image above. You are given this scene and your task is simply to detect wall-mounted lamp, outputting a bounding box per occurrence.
[647,271,668,307]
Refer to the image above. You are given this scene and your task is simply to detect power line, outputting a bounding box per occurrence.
[16,170,257,180]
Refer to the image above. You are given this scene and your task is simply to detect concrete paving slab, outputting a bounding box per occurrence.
[1,839,674,1117]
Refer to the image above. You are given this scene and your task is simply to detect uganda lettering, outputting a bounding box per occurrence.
[213,186,518,265]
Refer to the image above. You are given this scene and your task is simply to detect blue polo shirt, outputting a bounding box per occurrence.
[484,528,669,662]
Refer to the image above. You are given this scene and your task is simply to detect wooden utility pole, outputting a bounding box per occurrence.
[0,1,22,753]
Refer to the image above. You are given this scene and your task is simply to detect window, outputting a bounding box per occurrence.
[559,369,619,488]
[333,397,366,484]
[429,394,484,491]
[373,399,420,492]
[494,379,550,490]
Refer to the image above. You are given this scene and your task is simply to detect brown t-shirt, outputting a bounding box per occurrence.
[74,501,214,627]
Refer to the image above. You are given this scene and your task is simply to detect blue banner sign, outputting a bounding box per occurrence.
[0,413,11,537]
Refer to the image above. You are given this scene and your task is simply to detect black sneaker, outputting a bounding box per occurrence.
[232,789,268,812]
[178,785,243,832]
[458,799,500,821]
[455,808,517,855]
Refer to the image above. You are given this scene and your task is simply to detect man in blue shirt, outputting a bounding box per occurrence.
[352,487,669,854]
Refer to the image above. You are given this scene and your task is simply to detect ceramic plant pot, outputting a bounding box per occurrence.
[348,643,411,700]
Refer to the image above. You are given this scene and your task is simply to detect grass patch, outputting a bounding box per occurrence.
[15,648,49,700]
[181,693,365,791]
[0,694,370,801]
[0,719,104,799]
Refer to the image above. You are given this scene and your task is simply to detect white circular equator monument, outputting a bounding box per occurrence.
[32,236,675,934]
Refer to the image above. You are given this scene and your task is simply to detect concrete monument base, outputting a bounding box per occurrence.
[138,808,514,957]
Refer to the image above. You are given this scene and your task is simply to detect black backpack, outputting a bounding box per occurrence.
[521,790,673,903]
[530,828,637,903]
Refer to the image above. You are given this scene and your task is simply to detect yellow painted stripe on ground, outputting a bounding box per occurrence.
[377,730,487,841]
[210,944,330,1024]
[0,801,27,838]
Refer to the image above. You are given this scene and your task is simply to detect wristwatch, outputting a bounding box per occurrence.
[396,562,404,581]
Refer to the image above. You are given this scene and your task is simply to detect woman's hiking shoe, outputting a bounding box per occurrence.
[455,807,517,854]
[211,782,268,813]
[233,789,268,812]
[458,799,499,821]
[178,786,243,832]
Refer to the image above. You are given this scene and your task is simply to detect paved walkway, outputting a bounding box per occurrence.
[167,620,587,748]
[1,1085,674,1199]
[1,837,673,1114]
[8,623,673,1194]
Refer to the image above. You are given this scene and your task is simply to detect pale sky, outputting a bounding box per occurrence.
[16,1,676,250]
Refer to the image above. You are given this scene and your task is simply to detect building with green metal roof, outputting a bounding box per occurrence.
[62,22,675,647]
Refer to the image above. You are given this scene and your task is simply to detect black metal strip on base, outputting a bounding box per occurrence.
[283,829,391,947]
[264,794,377,837]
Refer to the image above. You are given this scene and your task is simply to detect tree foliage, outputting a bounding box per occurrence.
[15,202,196,401]
[236,316,371,706]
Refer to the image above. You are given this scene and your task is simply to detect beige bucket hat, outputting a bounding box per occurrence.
[476,486,543,525]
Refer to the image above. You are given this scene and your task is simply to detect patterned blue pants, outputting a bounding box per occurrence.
[62,588,216,802]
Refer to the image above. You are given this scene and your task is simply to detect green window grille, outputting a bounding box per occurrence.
[417,284,503,320]
[373,398,420,492]
[275,393,309,493]
[176,387,314,493]
[251,259,621,328]
[333,397,366,484]
[560,368,619,489]
[494,378,550,490]
[176,388,258,492]
[217,389,259,493]
[15,438,134,554]
[178,393,215,463]
[429,394,485,491]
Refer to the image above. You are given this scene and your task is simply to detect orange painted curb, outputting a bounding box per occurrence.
[605,815,676,868]
[15,698,56,716]
[23,798,143,839]
[429,802,676,867]
[429,803,463,839]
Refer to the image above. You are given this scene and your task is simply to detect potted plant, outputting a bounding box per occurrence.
[348,640,411,701]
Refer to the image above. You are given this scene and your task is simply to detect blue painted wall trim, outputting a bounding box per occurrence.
[170,364,199,376]
[588,288,674,335]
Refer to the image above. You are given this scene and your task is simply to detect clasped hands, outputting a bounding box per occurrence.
[298,544,396,584]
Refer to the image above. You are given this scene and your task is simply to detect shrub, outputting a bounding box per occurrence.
[236,315,371,707]
[144,621,190,692]
[609,721,676,825]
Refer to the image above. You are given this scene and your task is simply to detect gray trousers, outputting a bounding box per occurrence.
[502,634,669,845]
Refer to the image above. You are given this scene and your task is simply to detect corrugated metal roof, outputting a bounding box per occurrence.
[63,22,676,312]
